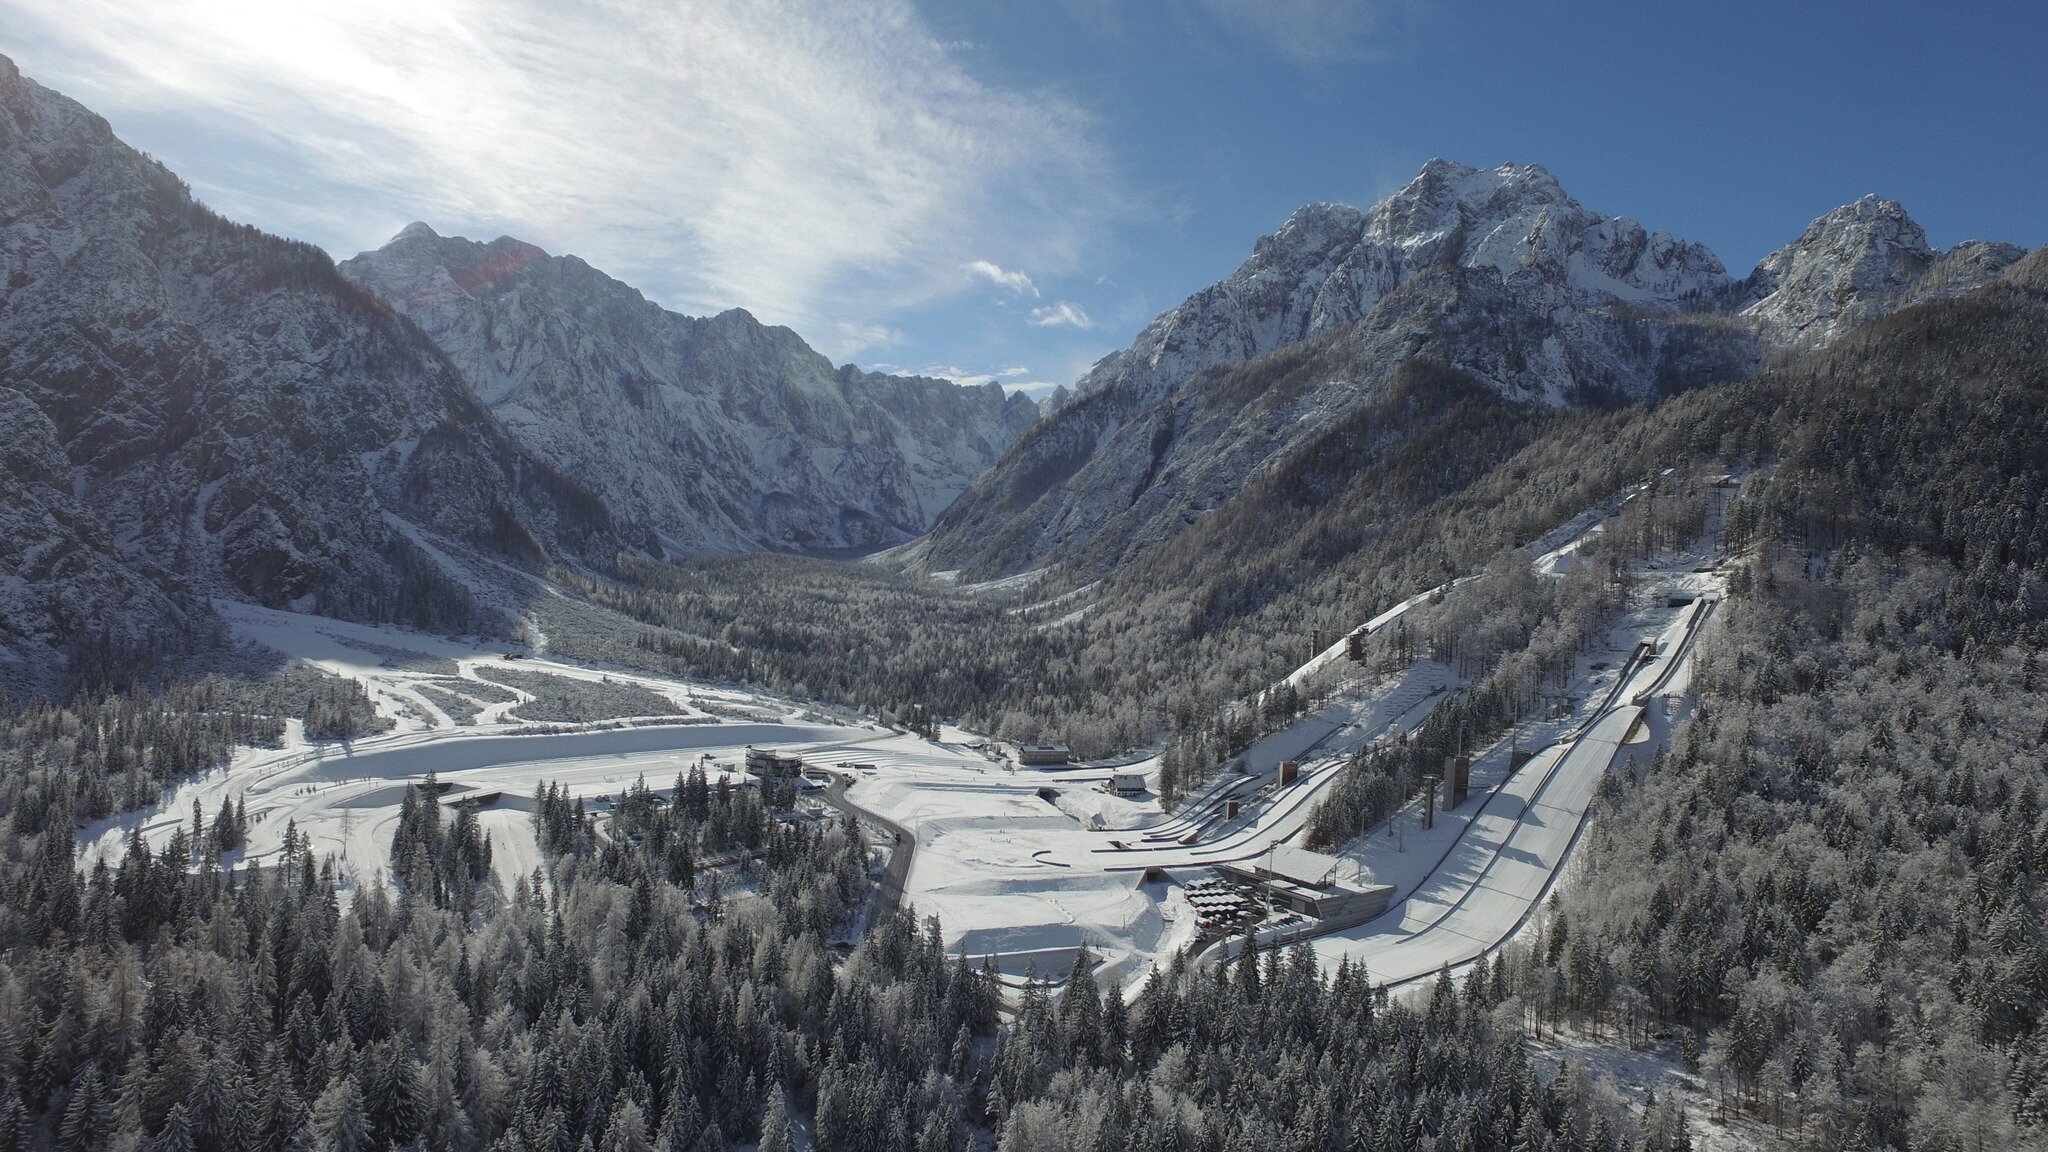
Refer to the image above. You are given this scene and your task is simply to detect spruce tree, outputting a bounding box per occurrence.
[310,1074,371,1152]
[757,1090,795,1152]
[150,1103,197,1152]
[56,1068,111,1152]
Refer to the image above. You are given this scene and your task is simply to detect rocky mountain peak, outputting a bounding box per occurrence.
[922,160,1754,576]
[1250,202,1368,265]
[1067,158,1730,414]
[1366,159,1570,247]
[1741,194,2024,348]
[1752,194,1931,289]
[1809,194,1926,246]
[1367,159,1728,301]
[357,228,552,309]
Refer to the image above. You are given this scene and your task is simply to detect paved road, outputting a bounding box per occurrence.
[822,774,915,920]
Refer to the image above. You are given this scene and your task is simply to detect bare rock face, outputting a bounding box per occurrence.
[5,44,2035,685]
[342,229,1039,555]
[1742,195,2026,349]
[0,54,621,686]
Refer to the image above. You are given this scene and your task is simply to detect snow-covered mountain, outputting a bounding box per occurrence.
[6,45,2037,685]
[1741,194,2027,349]
[0,54,627,687]
[915,161,2035,578]
[341,228,1039,555]
[1070,160,1732,411]
[913,160,1751,575]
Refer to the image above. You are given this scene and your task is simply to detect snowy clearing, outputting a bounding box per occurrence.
[83,487,1731,1001]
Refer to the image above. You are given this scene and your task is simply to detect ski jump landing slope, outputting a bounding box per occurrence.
[1300,598,1713,985]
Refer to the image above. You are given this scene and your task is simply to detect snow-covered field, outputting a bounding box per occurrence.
[79,604,982,894]
[83,485,1732,999]
[831,661,1457,986]
[838,553,1714,990]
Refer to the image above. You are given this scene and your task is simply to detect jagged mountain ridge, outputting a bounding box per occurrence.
[0,54,629,687]
[917,160,2033,578]
[341,227,1040,555]
[3,44,2036,690]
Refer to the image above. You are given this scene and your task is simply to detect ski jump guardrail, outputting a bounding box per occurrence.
[1628,597,1716,707]
[1201,638,1660,964]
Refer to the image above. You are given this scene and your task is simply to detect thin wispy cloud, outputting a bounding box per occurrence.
[964,260,1039,296]
[1,0,1118,359]
[1195,0,1412,64]
[833,321,908,355]
[1029,301,1095,329]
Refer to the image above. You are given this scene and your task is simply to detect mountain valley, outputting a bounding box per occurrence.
[0,45,2044,1152]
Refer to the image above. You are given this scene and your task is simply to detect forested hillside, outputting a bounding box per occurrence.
[566,254,2045,781]
[0,685,1665,1152]
[1293,248,2048,1145]
[547,358,1740,760]
[478,252,2048,1147]
[1518,252,2048,1147]
[1,45,2042,1145]
[1534,550,2046,1147]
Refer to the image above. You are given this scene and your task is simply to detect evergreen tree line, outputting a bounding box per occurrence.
[0,661,387,841]
[0,180,2038,1152]
[1514,547,2047,1148]
[0,689,1673,1152]
[0,707,923,1151]
[987,943,1665,1152]
[1307,521,1647,849]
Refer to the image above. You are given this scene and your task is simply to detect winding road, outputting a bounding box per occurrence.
[821,773,916,919]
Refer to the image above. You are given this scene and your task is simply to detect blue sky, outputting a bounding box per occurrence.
[4,1,2042,396]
